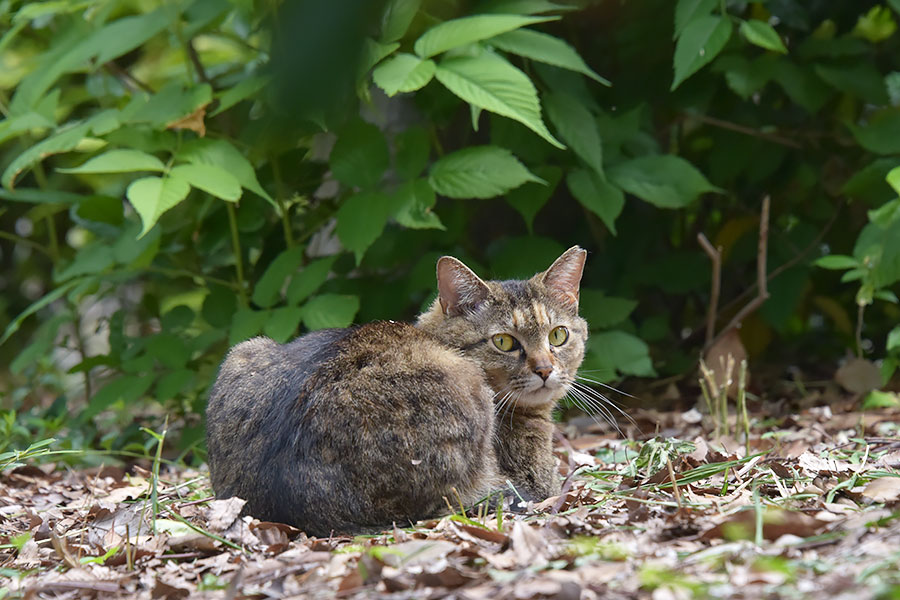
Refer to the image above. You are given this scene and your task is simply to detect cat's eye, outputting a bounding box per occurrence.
[492,333,519,352]
[548,326,569,346]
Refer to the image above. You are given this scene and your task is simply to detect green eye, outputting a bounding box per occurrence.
[492,333,518,352]
[549,326,569,346]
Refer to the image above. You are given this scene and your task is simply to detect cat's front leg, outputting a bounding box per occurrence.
[493,410,561,505]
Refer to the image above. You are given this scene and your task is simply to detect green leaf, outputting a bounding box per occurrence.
[330,119,390,189]
[544,92,603,176]
[853,5,897,43]
[771,60,831,113]
[489,28,609,85]
[57,149,165,174]
[671,15,733,90]
[394,179,445,230]
[428,145,542,199]
[674,0,718,39]
[178,138,273,205]
[54,243,114,282]
[145,333,190,370]
[252,246,306,309]
[579,290,637,328]
[814,62,889,104]
[888,166,900,196]
[359,38,401,79]
[814,255,860,270]
[10,9,173,113]
[2,122,90,189]
[229,308,269,345]
[0,278,82,345]
[126,176,192,237]
[395,126,431,179]
[566,168,625,234]
[585,330,655,377]
[169,164,241,202]
[302,294,360,330]
[211,74,270,116]
[414,14,556,58]
[381,0,422,43]
[888,325,900,352]
[372,53,436,96]
[156,369,193,403]
[286,256,338,306]
[848,110,900,155]
[82,375,154,421]
[337,191,402,264]
[479,0,573,14]
[263,307,304,343]
[608,155,720,208]
[739,19,788,54]
[505,165,561,232]
[862,389,900,410]
[435,53,563,148]
[122,81,212,128]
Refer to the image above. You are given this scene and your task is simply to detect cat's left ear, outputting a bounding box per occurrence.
[541,246,587,308]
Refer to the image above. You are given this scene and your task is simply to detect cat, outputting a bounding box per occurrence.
[205,246,588,536]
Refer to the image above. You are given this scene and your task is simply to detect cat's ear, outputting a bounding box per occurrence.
[436,257,490,316]
[541,246,587,308]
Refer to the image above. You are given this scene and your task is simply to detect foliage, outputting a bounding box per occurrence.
[1,0,899,450]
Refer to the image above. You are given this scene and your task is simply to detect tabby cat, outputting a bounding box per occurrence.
[206,246,588,536]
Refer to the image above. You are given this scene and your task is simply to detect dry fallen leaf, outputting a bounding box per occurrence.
[835,358,882,394]
[860,477,900,503]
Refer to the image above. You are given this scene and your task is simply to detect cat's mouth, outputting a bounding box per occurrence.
[515,377,568,407]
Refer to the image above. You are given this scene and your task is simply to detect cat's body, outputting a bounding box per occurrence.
[206,247,588,536]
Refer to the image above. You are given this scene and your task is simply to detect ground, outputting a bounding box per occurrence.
[2,397,900,599]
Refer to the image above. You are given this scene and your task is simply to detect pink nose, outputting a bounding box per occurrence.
[533,364,553,380]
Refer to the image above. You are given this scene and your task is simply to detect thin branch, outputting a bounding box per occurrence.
[103,62,154,93]
[714,204,840,324]
[186,39,211,85]
[710,196,771,348]
[698,233,722,348]
[856,303,865,358]
[685,112,803,149]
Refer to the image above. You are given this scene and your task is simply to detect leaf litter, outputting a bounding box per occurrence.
[2,401,900,599]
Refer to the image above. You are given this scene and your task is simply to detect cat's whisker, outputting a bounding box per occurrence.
[575,374,638,399]
[571,381,640,429]
[566,386,624,436]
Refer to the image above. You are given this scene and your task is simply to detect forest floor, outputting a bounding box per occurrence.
[2,391,900,599]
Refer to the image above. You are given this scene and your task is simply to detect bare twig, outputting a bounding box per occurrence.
[710,196,771,348]
[186,39,211,85]
[698,233,722,348]
[685,112,802,149]
[855,303,865,358]
[103,62,153,93]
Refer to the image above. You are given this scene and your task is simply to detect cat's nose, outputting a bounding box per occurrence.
[533,364,553,380]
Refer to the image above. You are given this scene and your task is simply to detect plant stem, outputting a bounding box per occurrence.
[226,202,248,306]
[271,158,294,248]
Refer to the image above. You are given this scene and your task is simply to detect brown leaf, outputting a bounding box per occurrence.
[152,579,190,599]
[701,508,827,541]
[456,523,509,545]
[835,358,881,394]
[378,539,456,568]
[205,497,246,532]
[166,105,207,137]
[860,477,900,503]
[703,328,749,398]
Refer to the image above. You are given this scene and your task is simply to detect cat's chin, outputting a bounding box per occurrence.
[516,386,565,408]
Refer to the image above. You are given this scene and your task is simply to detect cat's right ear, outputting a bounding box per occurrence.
[436,257,490,316]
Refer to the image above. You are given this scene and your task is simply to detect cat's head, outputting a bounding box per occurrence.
[417,246,588,410]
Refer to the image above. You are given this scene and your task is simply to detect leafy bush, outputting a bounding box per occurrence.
[1,0,899,452]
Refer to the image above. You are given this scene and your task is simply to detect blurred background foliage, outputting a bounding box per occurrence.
[1,0,899,459]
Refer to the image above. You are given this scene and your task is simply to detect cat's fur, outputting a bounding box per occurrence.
[206,246,588,536]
